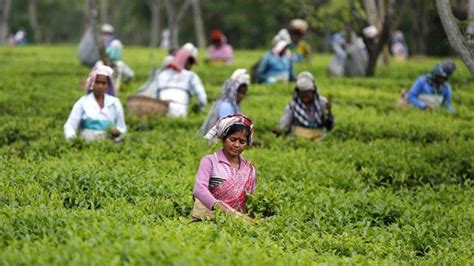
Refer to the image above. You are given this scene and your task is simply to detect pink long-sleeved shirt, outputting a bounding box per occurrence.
[193,149,255,209]
[208,44,233,63]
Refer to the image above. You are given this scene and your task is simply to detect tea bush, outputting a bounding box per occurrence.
[0,45,473,264]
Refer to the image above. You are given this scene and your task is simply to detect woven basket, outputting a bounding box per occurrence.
[126,95,169,117]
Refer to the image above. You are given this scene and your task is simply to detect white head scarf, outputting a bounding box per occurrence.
[272,28,291,45]
[272,40,290,56]
[200,69,250,135]
[204,114,254,145]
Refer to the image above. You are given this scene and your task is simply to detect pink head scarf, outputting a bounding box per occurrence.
[169,49,195,71]
[85,65,115,96]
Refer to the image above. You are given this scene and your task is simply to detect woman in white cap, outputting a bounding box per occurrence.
[101,23,115,48]
[288,19,311,63]
[272,71,334,140]
[391,30,409,61]
[200,69,250,134]
[255,40,295,84]
[64,65,126,142]
[93,39,135,94]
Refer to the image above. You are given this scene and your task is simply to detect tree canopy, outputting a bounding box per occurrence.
[3,0,472,56]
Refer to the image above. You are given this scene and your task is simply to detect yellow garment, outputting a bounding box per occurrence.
[294,41,311,58]
[292,126,323,140]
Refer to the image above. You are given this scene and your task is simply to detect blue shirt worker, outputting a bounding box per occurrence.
[407,61,456,112]
[255,40,295,84]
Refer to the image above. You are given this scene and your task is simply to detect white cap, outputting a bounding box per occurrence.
[230,69,250,85]
[296,71,315,91]
[101,23,115,33]
[363,25,378,38]
[290,19,308,32]
[181,42,198,59]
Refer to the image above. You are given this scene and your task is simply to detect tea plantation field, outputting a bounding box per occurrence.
[0,45,473,264]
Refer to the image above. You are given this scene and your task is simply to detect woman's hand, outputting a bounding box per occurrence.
[215,201,254,222]
[110,127,120,137]
[271,127,282,137]
[251,139,263,147]
[326,99,332,112]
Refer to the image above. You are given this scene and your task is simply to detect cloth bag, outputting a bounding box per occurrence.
[78,25,100,67]
[419,94,443,108]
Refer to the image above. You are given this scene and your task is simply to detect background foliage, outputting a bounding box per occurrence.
[5,0,469,55]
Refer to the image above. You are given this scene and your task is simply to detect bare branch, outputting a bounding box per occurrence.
[176,0,192,24]
[436,0,474,74]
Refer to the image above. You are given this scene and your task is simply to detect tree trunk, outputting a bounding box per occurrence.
[165,0,191,49]
[419,3,429,54]
[365,0,394,76]
[165,0,177,48]
[100,0,108,24]
[28,0,41,43]
[149,0,161,47]
[191,0,206,49]
[362,0,390,67]
[467,0,474,47]
[323,25,331,53]
[377,0,390,66]
[87,0,110,65]
[0,0,12,44]
[363,0,380,27]
[436,0,474,75]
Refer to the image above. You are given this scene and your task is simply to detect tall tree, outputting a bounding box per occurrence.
[467,0,474,47]
[165,0,191,48]
[411,1,430,54]
[100,0,108,24]
[191,0,206,48]
[351,0,395,76]
[28,0,41,43]
[436,0,474,74]
[149,0,162,47]
[0,0,11,44]
[363,0,381,27]
[362,0,390,66]
[88,0,110,65]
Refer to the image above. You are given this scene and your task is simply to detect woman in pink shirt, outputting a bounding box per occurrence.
[207,29,234,64]
[192,114,256,221]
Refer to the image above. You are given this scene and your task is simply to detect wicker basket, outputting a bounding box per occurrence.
[126,95,169,117]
